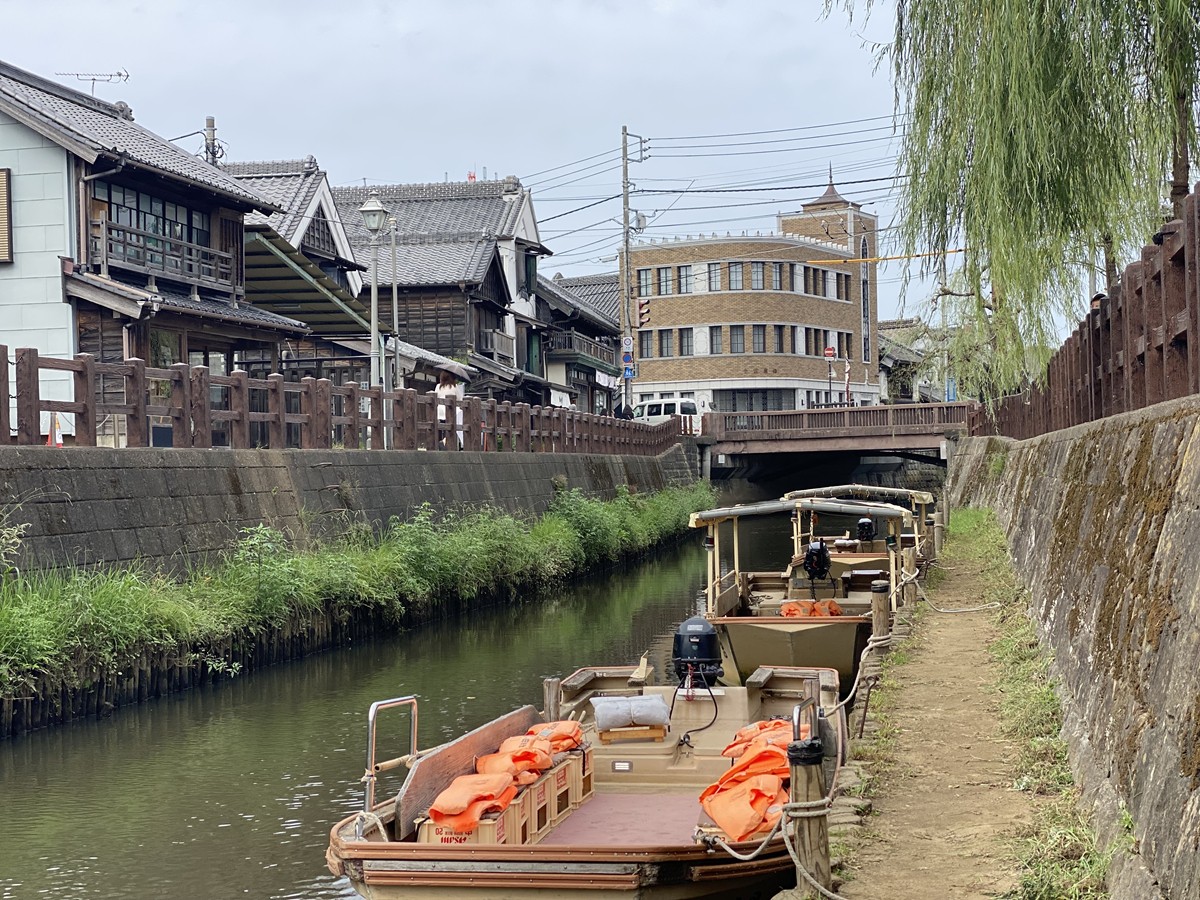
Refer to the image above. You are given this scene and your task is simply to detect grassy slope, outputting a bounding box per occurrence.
[0,482,715,696]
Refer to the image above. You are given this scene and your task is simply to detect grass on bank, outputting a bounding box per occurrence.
[0,481,716,697]
[950,508,1110,900]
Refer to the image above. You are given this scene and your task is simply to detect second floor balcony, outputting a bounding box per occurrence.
[477,328,516,368]
[89,218,238,294]
[548,329,617,373]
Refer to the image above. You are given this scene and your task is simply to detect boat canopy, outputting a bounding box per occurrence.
[690,497,911,528]
[780,484,935,506]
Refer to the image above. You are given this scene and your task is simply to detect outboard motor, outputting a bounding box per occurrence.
[802,539,832,581]
[856,517,876,543]
[672,616,723,686]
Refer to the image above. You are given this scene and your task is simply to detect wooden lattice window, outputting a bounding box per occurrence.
[0,169,12,263]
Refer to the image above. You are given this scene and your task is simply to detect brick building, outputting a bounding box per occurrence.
[624,180,879,412]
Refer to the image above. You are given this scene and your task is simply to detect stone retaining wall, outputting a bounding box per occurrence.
[0,444,695,569]
[947,399,1200,899]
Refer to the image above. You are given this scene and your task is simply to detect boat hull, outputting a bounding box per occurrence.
[713,616,872,687]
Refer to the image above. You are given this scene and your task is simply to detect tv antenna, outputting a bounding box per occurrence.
[55,69,130,96]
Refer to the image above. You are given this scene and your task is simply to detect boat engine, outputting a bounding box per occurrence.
[803,539,831,581]
[856,517,876,542]
[672,616,723,686]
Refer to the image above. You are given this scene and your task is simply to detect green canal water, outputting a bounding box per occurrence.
[0,518,792,900]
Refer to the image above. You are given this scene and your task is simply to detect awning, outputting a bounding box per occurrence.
[781,485,935,506]
[244,226,379,337]
[690,497,911,528]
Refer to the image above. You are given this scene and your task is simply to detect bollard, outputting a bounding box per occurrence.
[542,677,561,723]
[870,579,890,655]
[924,516,938,561]
[902,547,918,606]
[933,510,945,557]
[785,735,831,898]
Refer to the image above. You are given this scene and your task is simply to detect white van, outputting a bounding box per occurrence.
[632,399,702,433]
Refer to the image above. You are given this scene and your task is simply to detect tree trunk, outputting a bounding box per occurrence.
[1171,88,1191,220]
[1101,233,1118,292]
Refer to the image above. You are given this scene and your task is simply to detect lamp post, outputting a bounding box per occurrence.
[358,190,388,388]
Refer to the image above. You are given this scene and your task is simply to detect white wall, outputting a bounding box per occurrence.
[0,112,75,434]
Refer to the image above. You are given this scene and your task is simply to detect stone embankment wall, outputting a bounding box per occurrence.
[852,450,945,498]
[946,398,1200,900]
[0,444,695,569]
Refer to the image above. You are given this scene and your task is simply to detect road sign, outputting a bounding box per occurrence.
[824,346,836,359]
[623,365,636,380]
[621,336,634,350]
[622,351,633,365]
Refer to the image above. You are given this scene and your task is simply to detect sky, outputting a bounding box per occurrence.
[5,0,930,319]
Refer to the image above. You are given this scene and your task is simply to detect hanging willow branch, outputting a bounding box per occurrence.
[829,0,1200,399]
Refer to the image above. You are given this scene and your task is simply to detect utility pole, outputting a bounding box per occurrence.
[203,117,219,166]
[621,125,633,409]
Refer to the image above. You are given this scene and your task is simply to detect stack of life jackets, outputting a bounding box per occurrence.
[427,720,585,834]
[779,599,844,618]
[698,719,810,842]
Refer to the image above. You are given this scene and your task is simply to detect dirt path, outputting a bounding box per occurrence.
[840,562,1032,899]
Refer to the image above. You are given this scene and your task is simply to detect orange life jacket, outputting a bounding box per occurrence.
[721,719,808,759]
[525,720,584,753]
[476,734,554,780]
[428,773,518,834]
[700,774,789,842]
[780,599,844,618]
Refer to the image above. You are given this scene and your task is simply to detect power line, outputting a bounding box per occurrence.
[648,123,900,151]
[652,132,904,159]
[520,147,621,180]
[526,157,625,189]
[536,193,623,223]
[649,113,904,142]
[632,173,905,195]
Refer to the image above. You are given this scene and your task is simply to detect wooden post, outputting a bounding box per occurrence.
[400,388,417,450]
[542,677,561,722]
[299,376,317,449]
[346,382,361,449]
[229,369,250,450]
[871,580,890,655]
[465,396,481,451]
[170,362,191,448]
[14,347,40,445]
[933,511,945,558]
[369,386,384,450]
[785,734,831,898]
[902,547,918,607]
[0,345,9,444]
[266,374,286,449]
[315,378,334,449]
[188,365,210,449]
[73,353,97,447]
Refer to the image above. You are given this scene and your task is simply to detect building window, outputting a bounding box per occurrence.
[752,324,766,353]
[803,265,828,297]
[638,330,653,359]
[657,267,673,295]
[713,388,794,412]
[835,272,851,300]
[771,262,783,290]
[751,261,764,290]
[0,169,11,264]
[707,262,721,291]
[709,325,723,354]
[728,262,743,290]
[773,325,785,353]
[863,335,871,361]
[658,329,673,357]
[730,325,745,354]
[93,180,211,253]
[679,327,694,356]
[637,268,652,297]
[678,265,693,293]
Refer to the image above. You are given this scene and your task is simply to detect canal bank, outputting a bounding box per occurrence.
[947,395,1200,900]
[0,478,714,740]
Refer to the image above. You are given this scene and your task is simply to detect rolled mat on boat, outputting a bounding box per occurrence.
[780,599,844,617]
[525,720,584,753]
[428,773,519,833]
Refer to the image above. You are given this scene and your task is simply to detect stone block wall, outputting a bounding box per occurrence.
[0,444,696,570]
[947,398,1200,899]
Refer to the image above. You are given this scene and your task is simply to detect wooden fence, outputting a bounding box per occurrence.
[971,184,1200,439]
[1,346,680,457]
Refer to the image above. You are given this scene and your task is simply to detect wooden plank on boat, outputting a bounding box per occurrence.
[364,859,641,874]
[744,667,775,689]
[396,705,541,840]
[597,724,666,744]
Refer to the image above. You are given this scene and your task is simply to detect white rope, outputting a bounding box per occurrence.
[353,811,390,842]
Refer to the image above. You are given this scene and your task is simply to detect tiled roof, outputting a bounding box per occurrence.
[155,288,308,332]
[536,274,618,333]
[331,177,528,246]
[555,271,621,321]
[879,332,923,365]
[224,157,323,242]
[0,59,272,210]
[366,234,497,287]
[391,336,475,372]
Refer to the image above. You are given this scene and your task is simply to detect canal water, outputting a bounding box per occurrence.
[0,515,795,900]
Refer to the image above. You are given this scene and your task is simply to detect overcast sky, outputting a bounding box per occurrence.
[7,0,928,317]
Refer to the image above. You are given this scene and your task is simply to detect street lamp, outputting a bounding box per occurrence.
[358,190,388,387]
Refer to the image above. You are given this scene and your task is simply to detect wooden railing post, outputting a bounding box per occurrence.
[170,362,192,447]
[299,376,317,449]
[15,347,41,445]
[346,382,361,449]
[465,397,481,450]
[0,345,9,444]
[369,386,384,450]
[315,378,334,449]
[187,364,209,449]
[229,369,250,450]
[516,403,532,452]
[267,374,286,449]
[72,353,97,446]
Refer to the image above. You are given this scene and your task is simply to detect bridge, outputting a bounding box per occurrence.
[698,401,974,458]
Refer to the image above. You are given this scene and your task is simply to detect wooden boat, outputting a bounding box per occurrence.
[326,659,846,899]
[689,494,917,688]
[780,484,938,567]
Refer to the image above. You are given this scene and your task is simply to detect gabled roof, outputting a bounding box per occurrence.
[331,177,532,246]
[879,332,923,366]
[0,59,273,211]
[537,274,618,334]
[555,272,621,321]
[224,158,324,243]
[371,234,499,287]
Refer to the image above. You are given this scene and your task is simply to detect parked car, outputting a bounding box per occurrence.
[632,399,702,434]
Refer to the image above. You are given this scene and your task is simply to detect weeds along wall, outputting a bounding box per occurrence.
[945,398,1200,900]
[0,445,696,570]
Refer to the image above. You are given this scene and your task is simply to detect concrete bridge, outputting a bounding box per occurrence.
[697,401,974,462]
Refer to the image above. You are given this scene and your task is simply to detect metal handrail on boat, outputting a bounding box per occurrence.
[362,695,419,813]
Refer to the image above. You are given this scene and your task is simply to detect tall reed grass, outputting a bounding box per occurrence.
[0,482,715,696]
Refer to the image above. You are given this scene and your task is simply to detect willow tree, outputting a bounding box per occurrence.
[834,0,1200,401]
